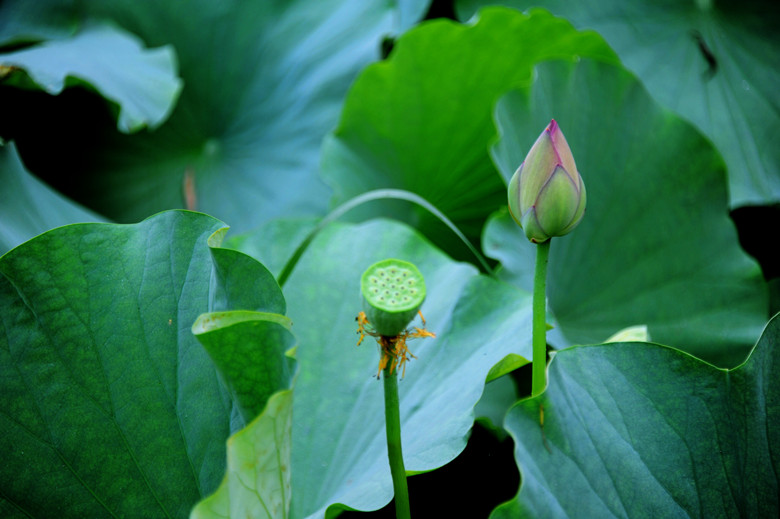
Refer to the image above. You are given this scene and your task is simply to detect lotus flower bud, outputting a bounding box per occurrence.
[507,119,586,243]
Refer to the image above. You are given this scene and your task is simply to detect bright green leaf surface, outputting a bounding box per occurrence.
[0,23,182,132]
[191,390,294,519]
[493,314,780,518]
[484,59,767,366]
[457,0,780,208]
[193,311,295,425]
[0,142,105,254]
[320,7,618,256]
[206,228,287,316]
[234,218,533,517]
[0,211,268,517]
[0,0,425,232]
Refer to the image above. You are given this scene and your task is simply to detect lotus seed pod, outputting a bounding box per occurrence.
[361,259,426,337]
[508,119,586,243]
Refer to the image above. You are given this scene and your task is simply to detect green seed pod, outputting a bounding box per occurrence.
[361,258,426,337]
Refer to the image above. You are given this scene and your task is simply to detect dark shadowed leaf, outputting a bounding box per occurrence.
[0,0,428,233]
[0,23,182,132]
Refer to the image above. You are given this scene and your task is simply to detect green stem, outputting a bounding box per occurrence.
[383,365,411,519]
[532,239,551,397]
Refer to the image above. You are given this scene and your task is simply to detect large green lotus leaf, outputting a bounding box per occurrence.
[457,0,780,208]
[232,218,533,517]
[0,141,105,254]
[483,59,767,367]
[492,313,780,518]
[319,7,618,256]
[0,0,427,232]
[191,389,294,519]
[0,23,182,132]
[0,210,290,517]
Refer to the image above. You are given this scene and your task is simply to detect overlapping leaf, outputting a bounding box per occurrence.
[483,59,767,366]
[231,218,534,517]
[493,314,780,518]
[190,389,293,519]
[320,7,618,258]
[457,0,780,208]
[189,251,295,517]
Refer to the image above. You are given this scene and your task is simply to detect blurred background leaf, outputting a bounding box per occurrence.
[0,142,105,254]
[0,0,430,236]
[319,7,618,262]
[0,22,182,132]
[457,0,780,208]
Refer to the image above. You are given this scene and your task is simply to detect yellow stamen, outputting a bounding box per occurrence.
[356,311,434,379]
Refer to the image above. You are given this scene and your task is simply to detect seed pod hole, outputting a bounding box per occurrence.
[361,258,428,337]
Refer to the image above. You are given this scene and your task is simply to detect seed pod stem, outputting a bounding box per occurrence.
[383,365,411,519]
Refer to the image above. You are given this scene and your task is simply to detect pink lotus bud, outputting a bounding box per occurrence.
[507,120,586,243]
